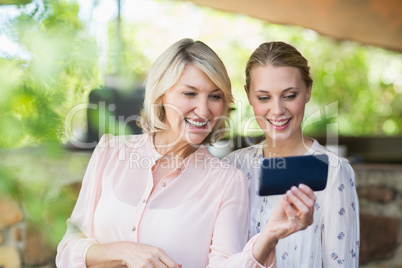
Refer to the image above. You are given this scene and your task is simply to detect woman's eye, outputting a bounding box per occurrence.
[210,94,223,100]
[258,96,270,101]
[183,92,196,97]
[284,94,296,100]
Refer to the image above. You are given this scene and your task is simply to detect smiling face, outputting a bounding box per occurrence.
[159,64,224,147]
[247,64,312,144]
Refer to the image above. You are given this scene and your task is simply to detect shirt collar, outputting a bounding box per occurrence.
[145,132,210,173]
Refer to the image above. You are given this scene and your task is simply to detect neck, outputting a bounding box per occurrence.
[153,132,198,159]
[262,132,312,158]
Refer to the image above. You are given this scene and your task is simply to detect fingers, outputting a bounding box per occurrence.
[266,185,316,241]
[298,184,317,204]
[285,185,315,227]
[122,244,180,268]
[157,249,180,268]
[287,184,316,211]
[281,194,296,221]
[159,254,181,268]
[286,187,309,216]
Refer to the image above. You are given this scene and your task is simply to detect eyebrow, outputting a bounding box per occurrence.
[181,84,221,92]
[254,87,298,93]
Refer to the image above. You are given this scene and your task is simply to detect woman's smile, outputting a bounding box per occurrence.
[267,118,292,130]
[184,118,209,128]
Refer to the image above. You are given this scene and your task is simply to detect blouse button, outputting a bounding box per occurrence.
[142,199,146,203]
[162,182,166,187]
[178,168,182,172]
[132,226,136,231]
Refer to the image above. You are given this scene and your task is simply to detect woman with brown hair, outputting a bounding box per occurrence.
[226,41,360,267]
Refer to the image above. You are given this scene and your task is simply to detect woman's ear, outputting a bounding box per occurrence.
[306,83,313,103]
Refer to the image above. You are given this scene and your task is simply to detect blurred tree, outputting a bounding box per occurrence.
[292,35,402,137]
[0,0,100,148]
[0,0,32,5]
[0,0,100,248]
[222,20,402,138]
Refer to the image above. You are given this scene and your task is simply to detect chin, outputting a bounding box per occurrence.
[189,139,207,146]
[184,134,208,146]
[265,132,292,143]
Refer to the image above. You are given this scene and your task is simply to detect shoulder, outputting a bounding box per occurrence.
[224,145,261,168]
[227,145,260,158]
[309,140,352,170]
[197,148,247,182]
[97,133,148,149]
[309,140,355,188]
[93,134,151,162]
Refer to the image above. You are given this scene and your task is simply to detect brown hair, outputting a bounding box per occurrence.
[245,41,313,90]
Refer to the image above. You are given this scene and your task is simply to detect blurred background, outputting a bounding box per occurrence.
[0,0,401,267]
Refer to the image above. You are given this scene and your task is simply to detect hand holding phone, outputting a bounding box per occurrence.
[258,154,329,196]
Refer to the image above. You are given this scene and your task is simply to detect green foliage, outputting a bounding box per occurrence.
[0,0,100,148]
[0,0,99,248]
[0,0,32,5]
[2,1,401,144]
[294,37,402,137]
[0,164,22,199]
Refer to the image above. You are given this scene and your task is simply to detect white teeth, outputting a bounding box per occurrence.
[186,119,208,127]
[269,119,290,127]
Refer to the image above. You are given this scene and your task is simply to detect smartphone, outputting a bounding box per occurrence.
[258,154,329,196]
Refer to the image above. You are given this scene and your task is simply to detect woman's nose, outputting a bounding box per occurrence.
[271,99,285,117]
[194,99,209,118]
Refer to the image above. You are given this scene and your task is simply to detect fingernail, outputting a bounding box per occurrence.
[299,183,307,189]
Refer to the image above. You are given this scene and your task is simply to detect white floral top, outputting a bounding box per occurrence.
[224,139,360,267]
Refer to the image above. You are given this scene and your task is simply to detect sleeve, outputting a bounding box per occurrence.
[207,168,276,268]
[56,135,111,268]
[321,159,360,267]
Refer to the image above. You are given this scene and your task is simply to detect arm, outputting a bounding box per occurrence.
[86,242,180,268]
[56,135,181,268]
[207,167,315,268]
[56,135,110,267]
[253,184,316,264]
[322,160,360,267]
[206,168,268,268]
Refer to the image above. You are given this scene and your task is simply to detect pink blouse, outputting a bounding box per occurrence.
[56,134,274,268]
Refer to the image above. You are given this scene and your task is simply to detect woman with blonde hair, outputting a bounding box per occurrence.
[56,38,316,268]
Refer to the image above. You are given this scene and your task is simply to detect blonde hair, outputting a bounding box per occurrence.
[245,41,313,91]
[139,38,233,145]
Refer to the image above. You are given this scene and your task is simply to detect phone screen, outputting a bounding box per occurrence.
[258,154,329,196]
